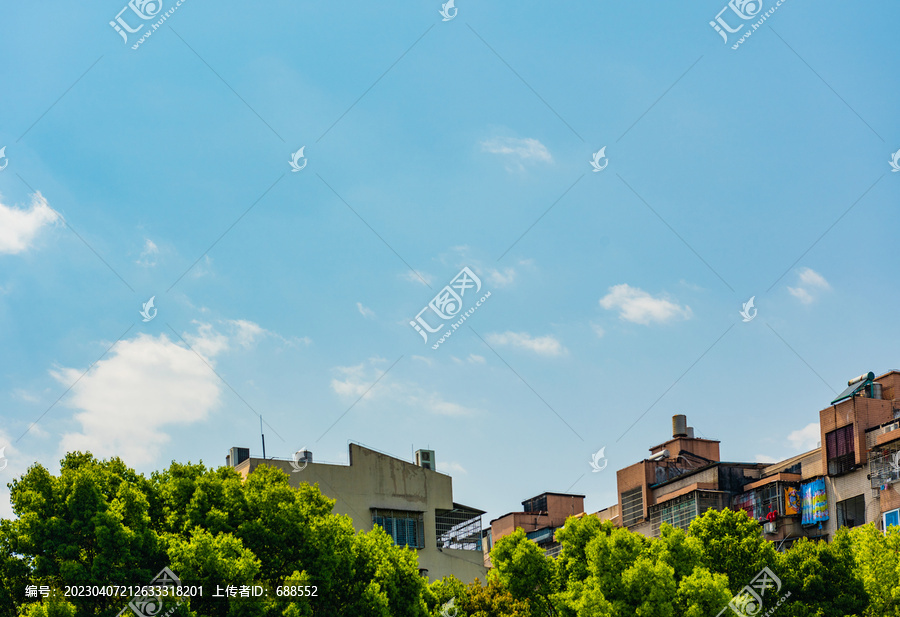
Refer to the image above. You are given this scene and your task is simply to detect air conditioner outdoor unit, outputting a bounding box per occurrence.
[764,522,777,534]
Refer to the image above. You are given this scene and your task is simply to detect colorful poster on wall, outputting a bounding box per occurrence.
[801,478,828,525]
[785,487,800,515]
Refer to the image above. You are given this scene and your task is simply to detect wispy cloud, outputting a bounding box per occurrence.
[402,270,433,286]
[481,136,552,172]
[137,238,159,267]
[788,422,820,452]
[330,358,477,416]
[481,137,552,162]
[787,268,830,304]
[486,331,567,357]
[0,192,58,254]
[357,302,375,319]
[437,461,467,475]
[599,284,692,325]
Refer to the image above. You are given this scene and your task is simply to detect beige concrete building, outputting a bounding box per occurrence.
[230,443,487,583]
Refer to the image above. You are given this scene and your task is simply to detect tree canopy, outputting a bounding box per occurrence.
[4,455,900,616]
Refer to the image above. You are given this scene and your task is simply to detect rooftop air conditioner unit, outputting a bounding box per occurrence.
[764,522,777,534]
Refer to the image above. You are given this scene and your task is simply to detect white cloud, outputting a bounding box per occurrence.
[481,137,553,164]
[591,323,605,338]
[467,354,486,364]
[402,270,433,286]
[787,268,830,304]
[48,317,294,467]
[787,287,814,304]
[357,302,375,319]
[53,327,227,466]
[487,267,516,287]
[137,238,159,267]
[225,319,267,348]
[755,454,778,464]
[486,331,567,356]
[437,461,468,475]
[183,322,230,359]
[13,388,41,403]
[599,284,692,325]
[0,192,58,254]
[330,358,477,416]
[788,422,821,452]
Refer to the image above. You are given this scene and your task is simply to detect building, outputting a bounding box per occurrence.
[596,369,900,548]
[614,414,767,538]
[229,442,487,583]
[818,370,900,536]
[486,492,585,563]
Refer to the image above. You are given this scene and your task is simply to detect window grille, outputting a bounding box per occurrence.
[435,507,482,551]
[621,487,644,526]
[372,509,425,549]
[868,444,900,489]
[826,425,855,475]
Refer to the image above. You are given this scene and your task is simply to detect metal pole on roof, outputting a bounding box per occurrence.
[261,416,266,459]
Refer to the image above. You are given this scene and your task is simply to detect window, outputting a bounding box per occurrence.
[372,509,425,549]
[826,425,855,475]
[621,487,644,526]
[884,509,900,532]
[836,495,865,529]
[523,495,548,513]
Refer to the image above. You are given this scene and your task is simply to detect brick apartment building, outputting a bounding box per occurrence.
[597,369,900,547]
[484,492,585,565]
[491,369,900,558]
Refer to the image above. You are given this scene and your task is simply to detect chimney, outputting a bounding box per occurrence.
[672,415,688,438]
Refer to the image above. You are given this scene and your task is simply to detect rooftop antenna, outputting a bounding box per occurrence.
[260,416,266,459]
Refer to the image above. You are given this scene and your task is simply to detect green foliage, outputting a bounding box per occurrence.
[687,507,777,592]
[850,523,900,616]
[4,456,900,617]
[16,592,76,617]
[2,456,431,616]
[489,528,557,616]
[775,527,868,617]
[427,576,531,617]
[673,567,730,617]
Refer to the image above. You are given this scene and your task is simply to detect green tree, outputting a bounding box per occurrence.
[0,518,32,617]
[16,592,76,617]
[165,528,261,617]
[688,508,776,593]
[850,523,900,616]
[489,529,557,616]
[465,578,532,617]
[777,528,868,617]
[8,454,166,616]
[673,567,731,617]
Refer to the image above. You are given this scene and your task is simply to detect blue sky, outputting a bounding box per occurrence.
[1,0,898,523]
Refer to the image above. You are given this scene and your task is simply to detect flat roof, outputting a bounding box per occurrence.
[524,492,586,500]
[648,437,721,451]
